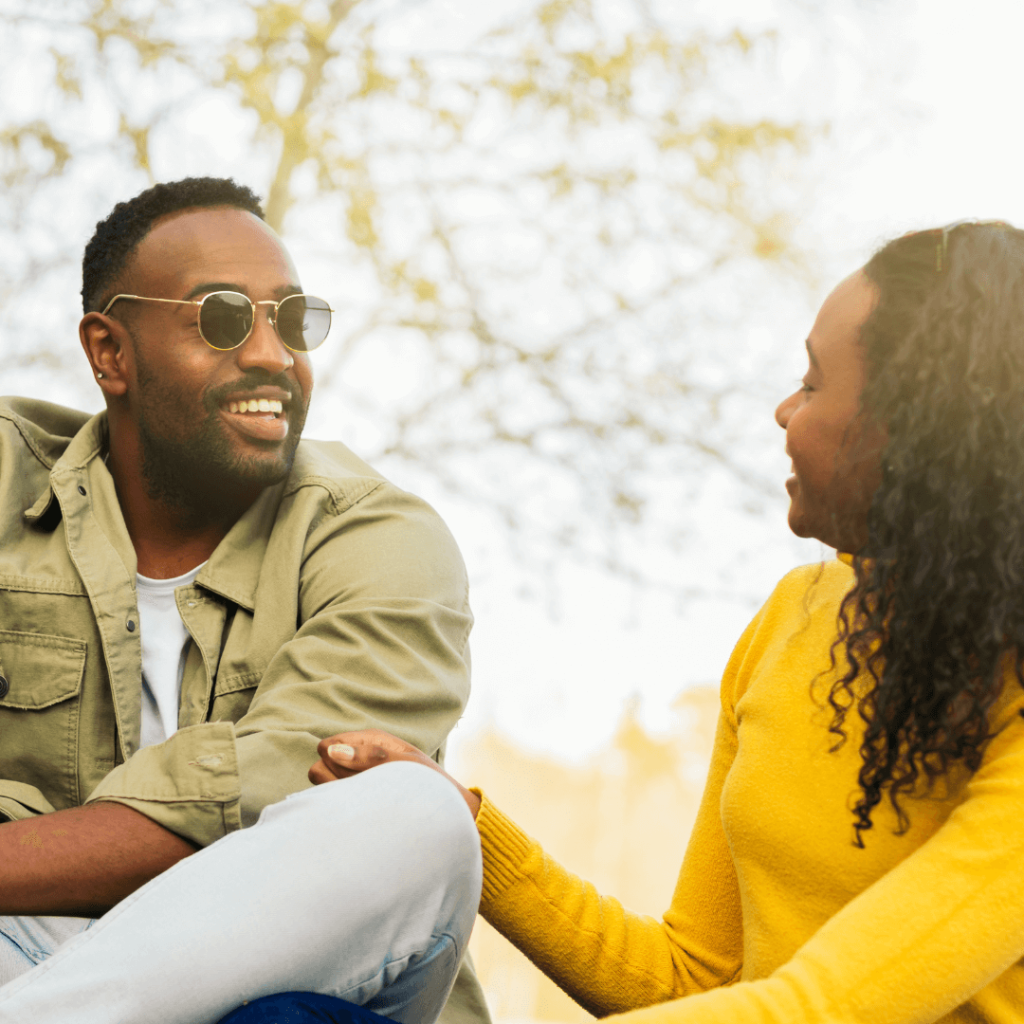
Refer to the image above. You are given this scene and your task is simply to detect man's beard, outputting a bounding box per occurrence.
[134,359,308,520]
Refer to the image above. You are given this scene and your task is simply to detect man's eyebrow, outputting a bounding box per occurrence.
[805,337,820,368]
[184,282,240,300]
[183,283,303,301]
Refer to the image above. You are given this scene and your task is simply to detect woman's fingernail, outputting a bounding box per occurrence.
[328,743,356,762]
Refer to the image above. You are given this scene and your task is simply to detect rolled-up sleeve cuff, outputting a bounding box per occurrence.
[0,781,57,821]
[84,723,242,846]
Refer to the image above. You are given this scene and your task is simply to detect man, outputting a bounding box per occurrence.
[0,177,489,1022]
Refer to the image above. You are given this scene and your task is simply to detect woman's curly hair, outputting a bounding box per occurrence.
[829,222,1024,846]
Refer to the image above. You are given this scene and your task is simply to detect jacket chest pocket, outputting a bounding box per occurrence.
[209,676,259,724]
[0,631,87,808]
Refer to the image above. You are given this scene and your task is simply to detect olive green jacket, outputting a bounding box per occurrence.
[0,397,489,1024]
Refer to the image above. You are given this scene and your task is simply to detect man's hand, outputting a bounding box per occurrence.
[309,730,481,820]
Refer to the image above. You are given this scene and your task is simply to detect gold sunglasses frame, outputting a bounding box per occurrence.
[99,291,334,353]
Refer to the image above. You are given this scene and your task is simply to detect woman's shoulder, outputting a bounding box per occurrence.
[719,557,855,713]
[761,556,855,626]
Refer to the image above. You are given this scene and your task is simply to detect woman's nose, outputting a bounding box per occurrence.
[775,391,797,429]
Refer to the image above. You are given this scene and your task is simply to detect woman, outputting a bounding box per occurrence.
[278,221,1024,1023]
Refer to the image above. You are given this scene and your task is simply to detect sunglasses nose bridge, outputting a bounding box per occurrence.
[252,299,281,333]
[262,300,279,326]
[240,301,296,368]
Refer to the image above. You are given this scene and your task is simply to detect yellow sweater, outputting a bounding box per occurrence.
[476,559,1024,1023]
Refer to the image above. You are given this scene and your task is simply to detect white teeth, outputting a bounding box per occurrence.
[226,398,285,416]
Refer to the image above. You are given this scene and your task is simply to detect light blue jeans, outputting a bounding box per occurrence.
[0,762,482,1024]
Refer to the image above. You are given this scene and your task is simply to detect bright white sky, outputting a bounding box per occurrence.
[446,0,1024,766]
[8,0,1024,767]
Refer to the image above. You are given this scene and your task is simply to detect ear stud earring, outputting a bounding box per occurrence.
[96,372,105,379]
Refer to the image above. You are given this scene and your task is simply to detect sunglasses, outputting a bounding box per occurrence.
[100,291,334,352]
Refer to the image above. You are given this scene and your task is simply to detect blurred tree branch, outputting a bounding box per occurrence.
[0,0,882,590]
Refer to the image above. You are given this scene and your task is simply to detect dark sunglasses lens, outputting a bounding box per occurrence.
[199,293,254,350]
[276,295,332,352]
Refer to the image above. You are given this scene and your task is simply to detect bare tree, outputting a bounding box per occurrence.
[0,0,882,588]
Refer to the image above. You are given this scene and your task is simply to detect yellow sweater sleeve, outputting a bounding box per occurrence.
[476,677,746,1017]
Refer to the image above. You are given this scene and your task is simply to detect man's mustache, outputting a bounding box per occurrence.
[204,374,298,410]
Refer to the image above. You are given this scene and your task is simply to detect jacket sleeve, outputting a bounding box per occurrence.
[475,678,747,1015]
[86,482,473,844]
[232,483,474,828]
[0,780,57,822]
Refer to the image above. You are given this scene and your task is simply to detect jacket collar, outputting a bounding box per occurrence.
[25,410,108,522]
[195,485,284,613]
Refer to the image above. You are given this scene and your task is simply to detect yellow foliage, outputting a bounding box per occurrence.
[751,216,790,261]
[412,278,438,303]
[537,0,589,31]
[358,50,399,97]
[83,0,178,66]
[571,37,636,90]
[646,29,671,62]
[435,108,465,133]
[281,125,311,163]
[346,187,378,248]
[254,1,307,42]
[504,77,538,104]
[118,115,150,173]
[730,28,754,53]
[612,488,644,522]
[0,122,71,186]
[542,163,573,198]
[614,706,677,780]
[50,50,82,100]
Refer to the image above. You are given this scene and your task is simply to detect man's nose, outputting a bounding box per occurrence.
[236,306,294,375]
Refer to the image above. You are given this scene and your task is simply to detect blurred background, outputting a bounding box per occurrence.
[2,0,1023,1018]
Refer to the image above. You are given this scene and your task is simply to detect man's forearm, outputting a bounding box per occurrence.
[0,802,197,917]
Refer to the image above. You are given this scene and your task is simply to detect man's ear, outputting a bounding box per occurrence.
[79,312,129,397]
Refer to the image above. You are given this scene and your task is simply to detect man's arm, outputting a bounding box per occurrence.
[0,803,195,917]
[85,482,473,845]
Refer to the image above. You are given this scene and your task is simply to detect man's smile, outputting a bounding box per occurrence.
[227,399,284,415]
[219,390,292,442]
[213,383,296,443]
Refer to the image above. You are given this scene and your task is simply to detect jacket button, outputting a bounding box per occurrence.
[126,619,136,632]
[77,485,86,496]
[0,676,9,699]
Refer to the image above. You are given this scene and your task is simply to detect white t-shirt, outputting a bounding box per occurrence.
[136,564,205,749]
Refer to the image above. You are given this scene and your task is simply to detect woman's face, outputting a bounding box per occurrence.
[775,270,884,552]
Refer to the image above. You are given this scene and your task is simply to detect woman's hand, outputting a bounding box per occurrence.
[308,729,482,820]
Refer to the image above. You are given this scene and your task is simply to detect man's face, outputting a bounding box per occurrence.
[116,207,314,506]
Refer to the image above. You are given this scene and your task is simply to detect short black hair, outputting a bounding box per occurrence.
[81,177,265,313]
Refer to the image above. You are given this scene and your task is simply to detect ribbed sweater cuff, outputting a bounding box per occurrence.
[472,788,534,905]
